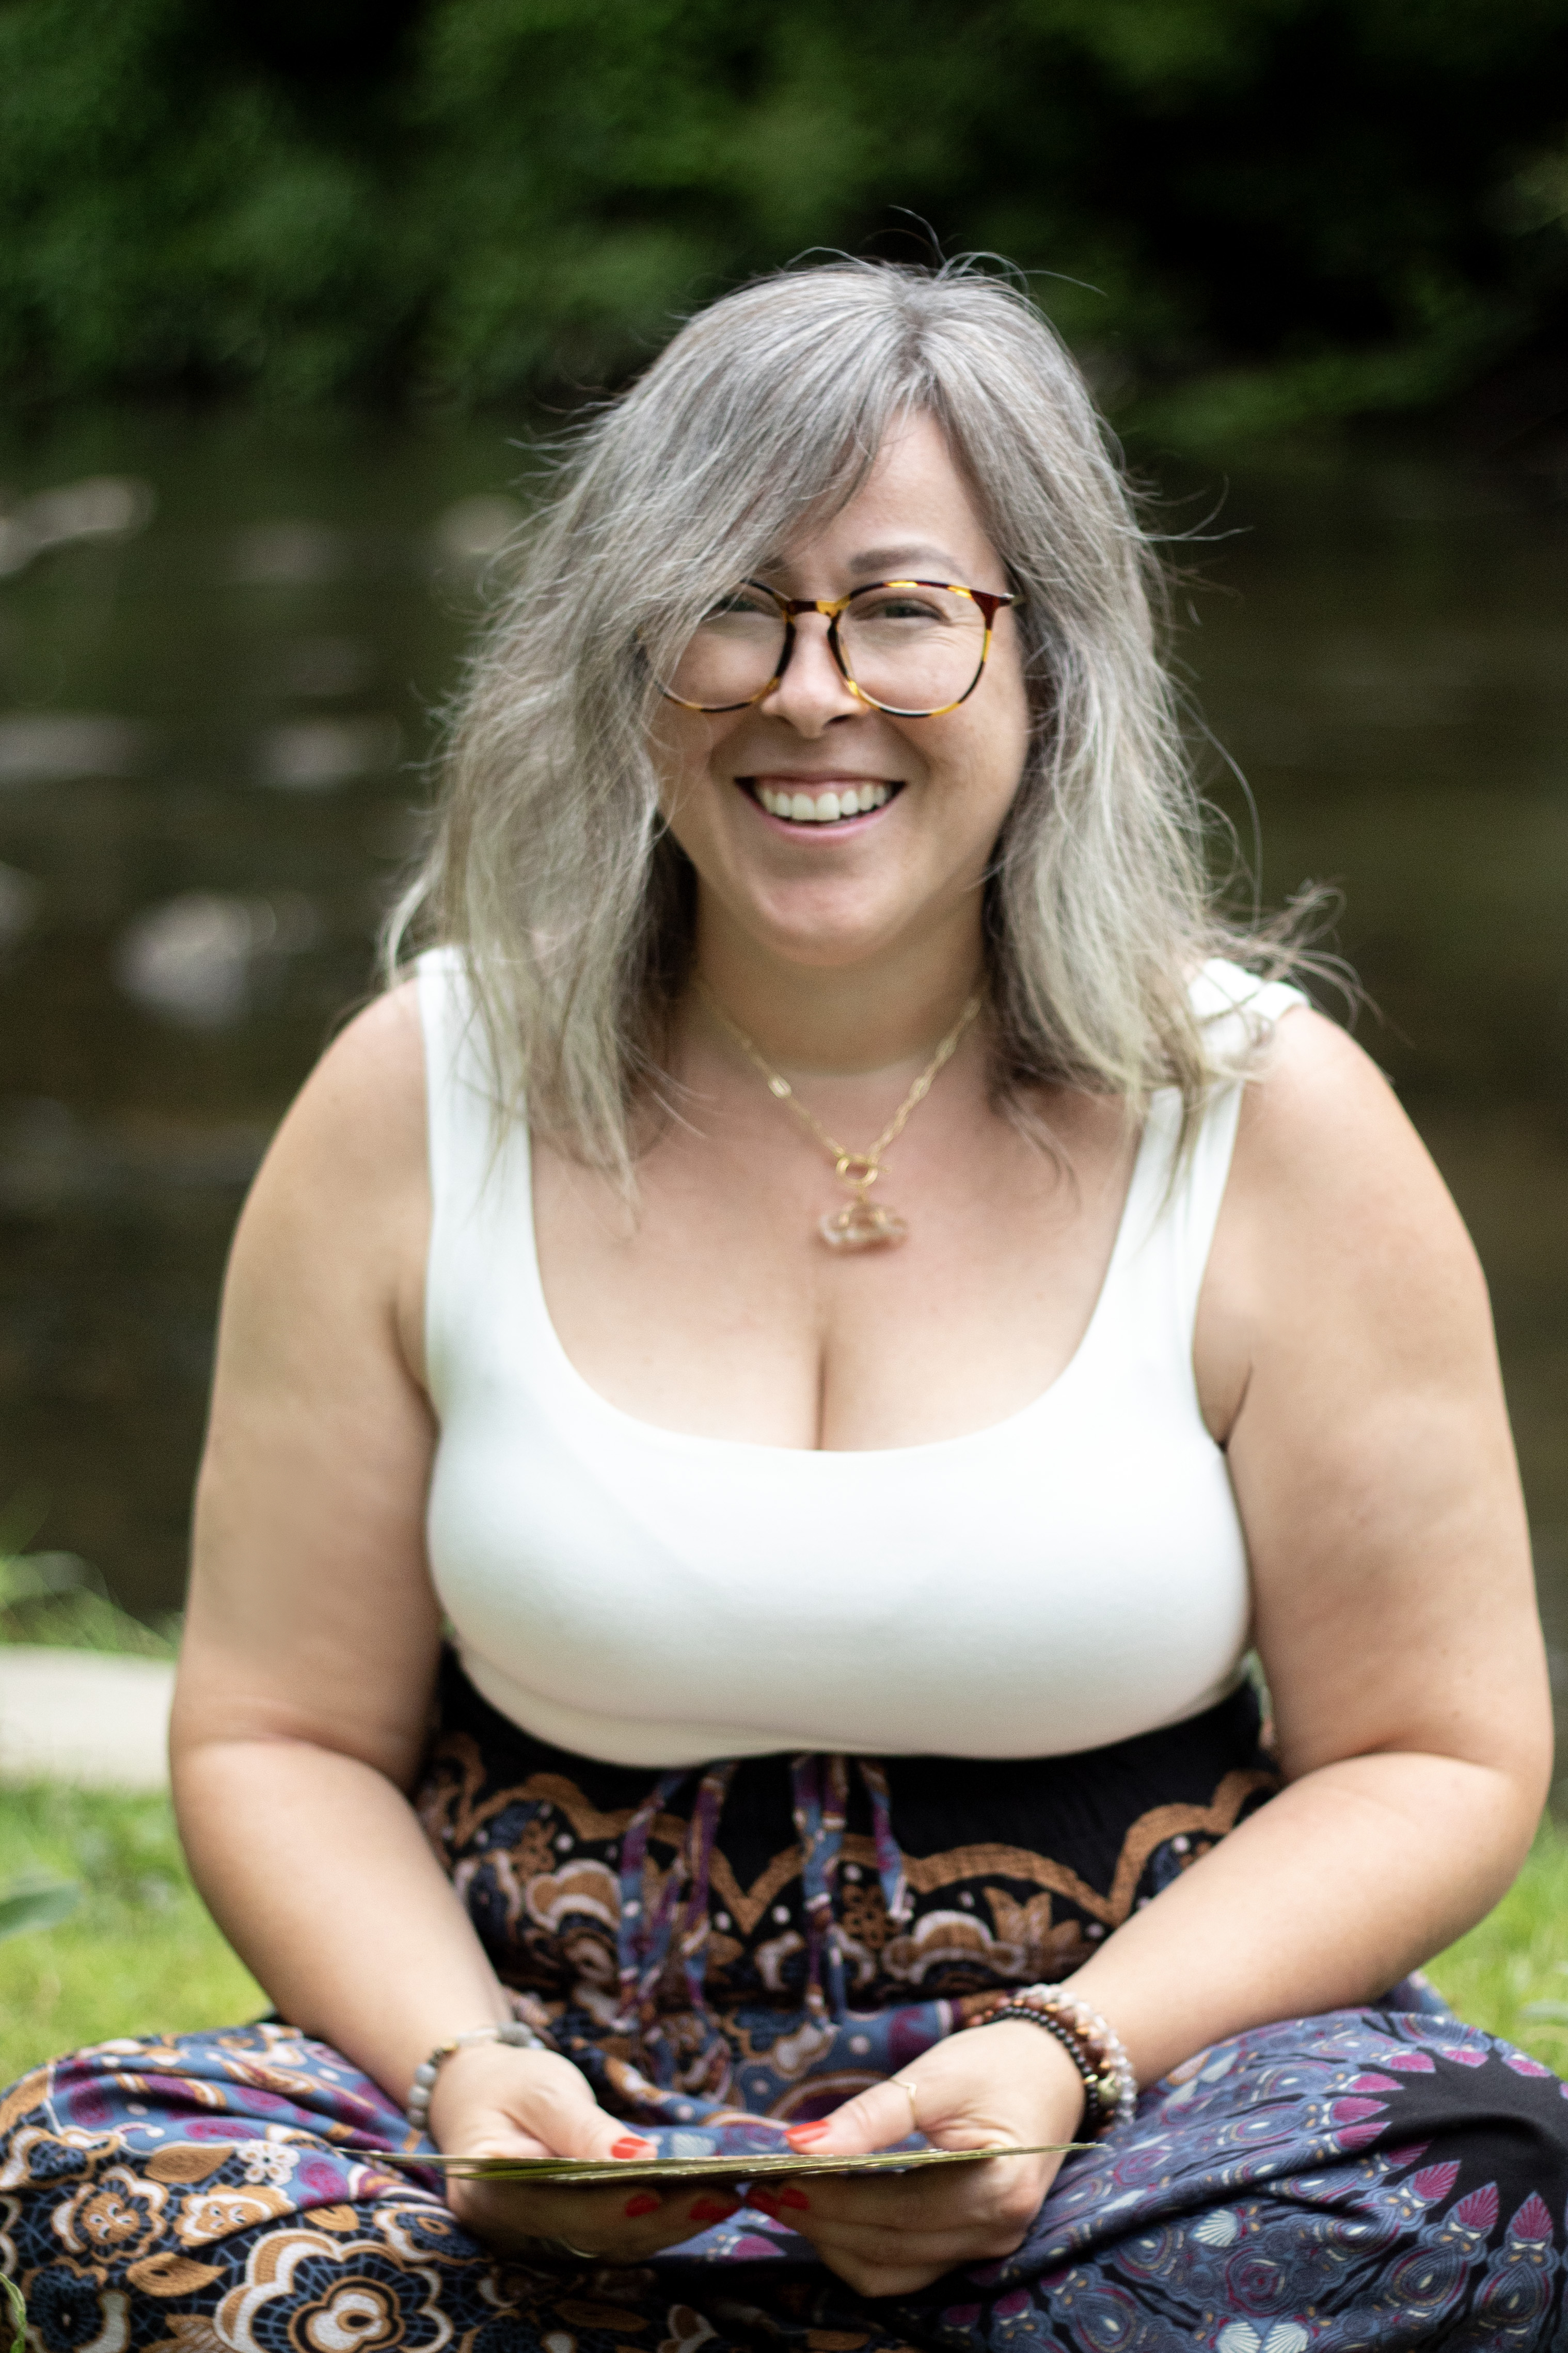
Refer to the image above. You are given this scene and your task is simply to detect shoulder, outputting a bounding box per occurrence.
[269,979,427,1186]
[1230,1008,1466,1249]
[1185,956,1446,1235]
[228,981,430,1317]
[1196,1007,1491,1435]
[1189,955,1310,1034]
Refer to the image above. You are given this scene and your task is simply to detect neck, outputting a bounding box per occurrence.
[690,904,985,1077]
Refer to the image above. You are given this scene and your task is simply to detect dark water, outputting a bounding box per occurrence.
[2,415,1566,1737]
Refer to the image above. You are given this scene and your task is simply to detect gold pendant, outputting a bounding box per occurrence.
[819,1197,908,1251]
[819,1156,907,1251]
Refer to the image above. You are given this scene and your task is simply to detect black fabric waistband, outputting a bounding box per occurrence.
[427,1649,1278,1931]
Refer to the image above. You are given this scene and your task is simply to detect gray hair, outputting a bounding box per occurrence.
[387,256,1293,1174]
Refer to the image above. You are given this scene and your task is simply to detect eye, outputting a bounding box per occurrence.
[701,586,778,623]
[854,591,947,624]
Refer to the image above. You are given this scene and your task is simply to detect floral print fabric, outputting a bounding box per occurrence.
[5,1661,1568,2349]
[8,2006,1568,2350]
[413,1656,1286,2114]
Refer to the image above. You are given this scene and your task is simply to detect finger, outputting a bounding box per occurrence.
[496,2056,657,2164]
[752,2199,1019,2302]
[430,2041,658,2168]
[751,2185,1018,2267]
[784,2075,923,2157]
[752,2153,1054,2264]
[452,2175,744,2264]
[823,2253,959,2298]
[575,2177,743,2242]
[798,2147,1047,2224]
[596,2185,746,2247]
[534,2181,744,2250]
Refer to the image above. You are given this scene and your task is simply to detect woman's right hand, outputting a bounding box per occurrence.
[429,2041,742,2263]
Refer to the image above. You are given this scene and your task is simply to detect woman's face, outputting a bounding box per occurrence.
[651,411,1031,976]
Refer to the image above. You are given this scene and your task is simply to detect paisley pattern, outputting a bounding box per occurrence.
[5,1660,1568,2349]
[413,1655,1286,2110]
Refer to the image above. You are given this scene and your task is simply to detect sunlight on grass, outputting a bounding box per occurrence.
[0,1783,264,2084]
[1427,1816,1568,2067]
[2,1786,1566,2093]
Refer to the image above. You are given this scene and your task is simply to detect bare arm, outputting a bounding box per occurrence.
[1065,1009,1549,2074]
[170,986,500,2093]
[796,1011,1552,2294]
[171,990,722,2257]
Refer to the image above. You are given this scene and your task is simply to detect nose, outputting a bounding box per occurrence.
[757,613,862,737]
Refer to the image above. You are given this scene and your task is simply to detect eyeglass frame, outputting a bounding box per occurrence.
[658,577,1019,720]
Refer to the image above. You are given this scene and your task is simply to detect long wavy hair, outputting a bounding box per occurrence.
[387,256,1296,1175]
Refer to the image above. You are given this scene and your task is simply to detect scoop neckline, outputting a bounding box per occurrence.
[513,1100,1173,1462]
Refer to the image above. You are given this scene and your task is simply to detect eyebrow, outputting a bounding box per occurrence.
[761,542,971,587]
[842,543,968,578]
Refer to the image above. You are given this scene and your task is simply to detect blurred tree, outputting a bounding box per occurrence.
[0,0,419,402]
[219,0,425,87]
[0,0,1564,443]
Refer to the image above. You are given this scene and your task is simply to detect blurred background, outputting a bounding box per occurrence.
[1,0,1567,1748]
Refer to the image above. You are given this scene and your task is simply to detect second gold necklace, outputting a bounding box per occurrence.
[695,978,984,1251]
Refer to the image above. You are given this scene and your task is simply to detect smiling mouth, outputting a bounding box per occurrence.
[742,779,901,826]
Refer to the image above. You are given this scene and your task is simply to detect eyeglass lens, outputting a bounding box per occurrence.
[664,583,990,714]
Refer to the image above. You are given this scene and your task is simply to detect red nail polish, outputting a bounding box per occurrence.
[775,2184,810,2210]
[611,2135,655,2158]
[689,2195,740,2223]
[748,2191,778,2214]
[623,2190,661,2217]
[784,2122,829,2147]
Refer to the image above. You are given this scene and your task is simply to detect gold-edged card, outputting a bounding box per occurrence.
[370,2143,1083,2187]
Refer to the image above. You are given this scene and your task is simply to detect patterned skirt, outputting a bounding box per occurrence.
[5,1656,1568,2352]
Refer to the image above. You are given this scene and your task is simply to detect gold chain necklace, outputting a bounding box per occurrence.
[695,977,984,1251]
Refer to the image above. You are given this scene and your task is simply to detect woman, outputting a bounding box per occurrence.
[3,259,1562,2352]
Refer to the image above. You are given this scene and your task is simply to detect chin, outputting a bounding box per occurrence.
[739,884,913,968]
[749,925,915,979]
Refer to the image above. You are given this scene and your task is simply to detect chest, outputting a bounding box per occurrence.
[530,1077,1140,1451]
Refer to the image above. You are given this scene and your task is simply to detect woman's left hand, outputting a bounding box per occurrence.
[746,2021,1087,2298]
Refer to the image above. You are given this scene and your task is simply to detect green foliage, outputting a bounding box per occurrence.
[0,1777,1564,2199]
[0,0,413,404]
[0,1543,178,1656]
[2,2271,24,2353]
[0,1782,264,2085]
[0,1878,80,1939]
[0,0,1564,435]
[1426,1815,1568,2063]
[0,1587,178,1655]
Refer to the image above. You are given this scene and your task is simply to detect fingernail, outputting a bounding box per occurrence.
[775,2184,810,2210]
[611,2135,655,2158]
[784,2122,829,2147]
[689,2195,740,2222]
[748,2191,778,2215]
[623,2191,661,2217]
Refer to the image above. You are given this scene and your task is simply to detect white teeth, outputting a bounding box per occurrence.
[756,782,890,823]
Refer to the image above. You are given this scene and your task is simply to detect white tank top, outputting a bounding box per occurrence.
[420,950,1305,1769]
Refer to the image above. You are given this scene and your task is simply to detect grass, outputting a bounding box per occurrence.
[0,1542,180,1658]
[0,1543,257,2083]
[1426,1818,1568,2061]
[0,1541,1563,2088]
[0,1785,1566,2090]
[0,1782,264,2085]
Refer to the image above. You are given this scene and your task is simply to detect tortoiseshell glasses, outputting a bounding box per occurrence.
[659,578,1017,719]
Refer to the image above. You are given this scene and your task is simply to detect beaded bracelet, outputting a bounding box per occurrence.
[963,1986,1137,2136]
[405,2019,550,2135]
